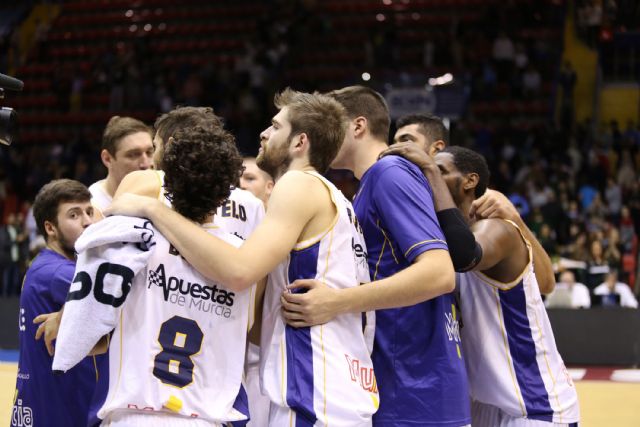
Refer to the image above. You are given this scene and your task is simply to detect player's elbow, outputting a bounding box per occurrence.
[436,265,456,295]
[225,267,255,292]
[538,277,555,295]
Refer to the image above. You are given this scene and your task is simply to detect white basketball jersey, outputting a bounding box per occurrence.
[260,171,378,426]
[157,170,265,329]
[98,226,252,424]
[89,180,112,214]
[458,220,580,424]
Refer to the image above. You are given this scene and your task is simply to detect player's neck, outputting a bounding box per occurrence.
[354,139,388,179]
[103,175,119,198]
[46,240,75,260]
[279,158,315,180]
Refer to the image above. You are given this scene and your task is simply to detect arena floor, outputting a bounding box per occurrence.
[1,362,639,426]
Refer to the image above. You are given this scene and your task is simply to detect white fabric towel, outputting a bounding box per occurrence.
[52,215,157,373]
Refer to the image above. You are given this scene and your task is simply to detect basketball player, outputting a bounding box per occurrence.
[240,157,274,206]
[115,106,265,243]
[89,116,154,214]
[391,113,556,294]
[12,179,100,427]
[282,87,470,426]
[382,143,580,426]
[54,125,252,426]
[106,89,378,426]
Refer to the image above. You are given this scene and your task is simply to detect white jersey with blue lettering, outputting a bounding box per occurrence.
[457,220,580,425]
[260,171,378,427]
[156,169,265,329]
[98,225,252,424]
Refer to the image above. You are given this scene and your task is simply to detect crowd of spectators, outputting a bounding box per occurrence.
[0,0,638,300]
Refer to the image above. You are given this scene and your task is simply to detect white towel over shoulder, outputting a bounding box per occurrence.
[52,215,157,372]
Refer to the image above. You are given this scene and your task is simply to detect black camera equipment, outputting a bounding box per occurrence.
[0,72,24,146]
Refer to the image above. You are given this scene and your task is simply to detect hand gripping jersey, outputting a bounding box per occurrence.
[458,220,580,424]
[260,171,378,427]
[53,216,253,424]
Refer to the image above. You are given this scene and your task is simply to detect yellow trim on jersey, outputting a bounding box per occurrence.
[319,225,335,425]
[376,220,399,264]
[404,239,448,259]
[526,282,565,422]
[292,172,339,251]
[373,238,387,281]
[93,355,99,382]
[494,287,527,417]
[280,336,287,406]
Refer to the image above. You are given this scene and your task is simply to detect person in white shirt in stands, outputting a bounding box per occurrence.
[546,271,591,309]
[593,270,639,308]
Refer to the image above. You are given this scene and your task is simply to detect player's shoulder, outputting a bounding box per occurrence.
[116,169,164,199]
[207,226,243,248]
[370,155,422,180]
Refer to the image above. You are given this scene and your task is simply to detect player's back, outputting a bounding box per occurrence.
[98,225,252,424]
[458,220,580,424]
[260,171,378,426]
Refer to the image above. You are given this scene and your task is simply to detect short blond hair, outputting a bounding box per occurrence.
[274,88,347,173]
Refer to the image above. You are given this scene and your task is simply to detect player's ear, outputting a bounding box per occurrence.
[427,140,445,157]
[463,172,479,192]
[100,149,112,168]
[353,116,367,138]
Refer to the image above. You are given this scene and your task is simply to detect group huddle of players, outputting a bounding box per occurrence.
[12,86,579,427]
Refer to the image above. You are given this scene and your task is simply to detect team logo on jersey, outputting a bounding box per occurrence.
[345,354,378,393]
[445,304,462,359]
[133,220,157,251]
[11,399,33,427]
[18,308,25,332]
[148,264,235,318]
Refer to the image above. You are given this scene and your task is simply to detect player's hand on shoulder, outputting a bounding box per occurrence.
[470,189,519,222]
[104,193,158,218]
[379,142,437,172]
[34,311,62,356]
[281,279,341,327]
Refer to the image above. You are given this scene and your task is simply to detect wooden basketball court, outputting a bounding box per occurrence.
[1,362,639,426]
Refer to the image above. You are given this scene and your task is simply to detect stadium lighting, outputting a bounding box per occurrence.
[428,73,453,86]
[362,72,371,81]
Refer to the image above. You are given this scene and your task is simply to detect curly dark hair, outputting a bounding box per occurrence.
[162,125,243,223]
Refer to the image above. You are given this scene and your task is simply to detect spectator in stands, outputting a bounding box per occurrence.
[0,212,26,296]
[546,270,591,308]
[594,269,638,308]
[586,240,611,288]
[605,177,623,222]
[88,116,154,215]
[620,205,636,253]
[522,64,542,97]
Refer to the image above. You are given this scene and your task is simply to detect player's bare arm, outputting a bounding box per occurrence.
[469,218,529,282]
[470,190,556,293]
[107,171,329,291]
[282,249,454,327]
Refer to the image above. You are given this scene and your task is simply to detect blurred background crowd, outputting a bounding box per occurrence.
[0,0,639,304]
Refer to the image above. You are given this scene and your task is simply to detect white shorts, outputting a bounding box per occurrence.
[268,403,372,427]
[472,401,579,427]
[101,410,223,427]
